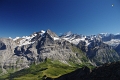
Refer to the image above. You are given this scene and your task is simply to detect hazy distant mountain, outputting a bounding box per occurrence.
[60,32,120,47]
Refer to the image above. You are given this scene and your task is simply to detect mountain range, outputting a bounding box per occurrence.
[1,29,120,79]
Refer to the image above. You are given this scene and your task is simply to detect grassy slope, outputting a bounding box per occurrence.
[1,59,79,80]
[0,59,94,80]
[70,45,94,69]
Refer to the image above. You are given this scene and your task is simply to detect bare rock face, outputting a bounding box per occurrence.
[0,38,16,62]
[0,41,6,50]
[115,44,120,56]
[77,39,120,66]
[0,38,17,75]
[88,41,119,66]
[46,29,59,38]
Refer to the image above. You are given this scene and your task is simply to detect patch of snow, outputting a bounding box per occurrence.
[71,39,81,45]
[50,35,60,41]
[116,33,120,35]
[99,33,110,37]
[18,35,36,46]
[41,33,44,36]
[22,36,27,38]
[63,38,69,40]
[41,30,45,33]
[85,40,90,46]
[65,31,72,37]
[13,37,20,41]
[9,37,12,39]
[62,36,87,45]
[69,36,76,40]
[40,30,45,36]
[53,37,60,40]
[80,37,85,41]
[104,39,120,46]
[34,33,37,36]
[14,32,39,46]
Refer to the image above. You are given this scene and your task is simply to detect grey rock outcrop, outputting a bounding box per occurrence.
[0,41,6,50]
[115,44,120,56]
[77,39,120,66]
[0,38,17,75]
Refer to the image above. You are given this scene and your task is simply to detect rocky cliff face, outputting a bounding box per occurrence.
[0,38,17,75]
[18,30,90,64]
[115,44,120,56]
[77,39,120,66]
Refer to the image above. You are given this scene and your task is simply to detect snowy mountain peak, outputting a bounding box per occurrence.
[13,29,61,46]
[11,30,120,47]
[99,33,110,37]
[45,29,60,40]
[13,37,20,41]
[9,37,12,39]
[60,32,89,45]
[41,30,45,33]
[36,30,45,36]
[116,33,120,35]
[13,30,46,46]
[100,33,108,35]
[65,31,72,37]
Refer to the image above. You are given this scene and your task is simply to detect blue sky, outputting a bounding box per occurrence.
[0,0,120,38]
